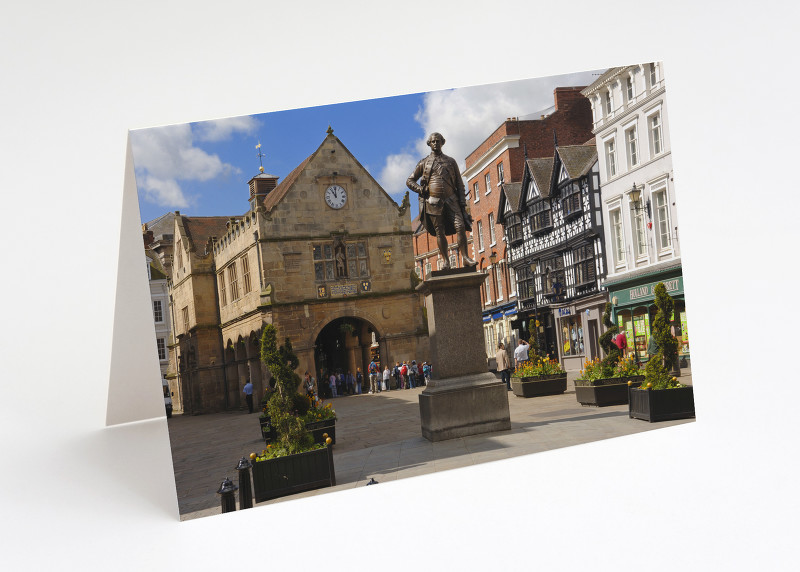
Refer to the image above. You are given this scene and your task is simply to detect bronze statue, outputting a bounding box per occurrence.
[406,132,476,270]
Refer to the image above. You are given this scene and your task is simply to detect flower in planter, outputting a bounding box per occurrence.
[512,356,565,378]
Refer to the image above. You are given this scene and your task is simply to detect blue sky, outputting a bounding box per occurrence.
[132,68,604,225]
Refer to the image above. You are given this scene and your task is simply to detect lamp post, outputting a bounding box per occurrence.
[529,260,541,357]
[629,183,652,221]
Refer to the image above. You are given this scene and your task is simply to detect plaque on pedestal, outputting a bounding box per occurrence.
[416,268,511,441]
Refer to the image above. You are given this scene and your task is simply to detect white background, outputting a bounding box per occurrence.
[2,1,798,570]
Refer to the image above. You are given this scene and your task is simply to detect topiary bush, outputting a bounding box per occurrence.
[598,302,621,377]
[644,283,682,390]
[260,324,313,455]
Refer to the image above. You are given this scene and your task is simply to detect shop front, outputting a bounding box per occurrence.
[482,301,520,361]
[605,268,690,368]
[550,291,609,372]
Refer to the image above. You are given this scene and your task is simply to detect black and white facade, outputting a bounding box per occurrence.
[499,143,608,371]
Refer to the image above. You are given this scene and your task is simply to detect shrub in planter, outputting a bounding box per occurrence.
[575,354,644,406]
[249,325,337,501]
[510,357,567,397]
[629,283,695,421]
[598,302,622,377]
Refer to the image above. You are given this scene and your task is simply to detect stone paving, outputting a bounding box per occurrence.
[169,369,693,520]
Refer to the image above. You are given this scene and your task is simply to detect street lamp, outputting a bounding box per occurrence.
[629,183,652,221]
[529,260,542,357]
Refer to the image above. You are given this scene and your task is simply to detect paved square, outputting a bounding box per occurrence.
[168,371,693,520]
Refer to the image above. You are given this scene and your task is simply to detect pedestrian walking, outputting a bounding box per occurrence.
[496,343,512,390]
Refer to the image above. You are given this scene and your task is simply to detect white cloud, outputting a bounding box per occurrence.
[130,116,258,209]
[194,115,260,142]
[378,70,602,195]
[378,152,418,202]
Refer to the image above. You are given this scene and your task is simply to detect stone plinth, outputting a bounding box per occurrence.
[416,268,511,441]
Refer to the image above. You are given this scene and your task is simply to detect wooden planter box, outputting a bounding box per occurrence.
[305,418,336,445]
[574,375,644,407]
[511,373,567,398]
[628,385,696,422]
[252,445,336,503]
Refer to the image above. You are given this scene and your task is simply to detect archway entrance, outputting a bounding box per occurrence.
[314,317,379,391]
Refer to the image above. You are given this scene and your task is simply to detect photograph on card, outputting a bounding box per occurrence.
[133,63,695,520]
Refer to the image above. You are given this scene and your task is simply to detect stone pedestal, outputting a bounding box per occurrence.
[416,268,511,441]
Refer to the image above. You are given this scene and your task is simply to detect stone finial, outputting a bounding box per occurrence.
[397,190,410,217]
[326,125,334,135]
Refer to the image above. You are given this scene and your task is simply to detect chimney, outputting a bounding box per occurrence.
[553,86,587,111]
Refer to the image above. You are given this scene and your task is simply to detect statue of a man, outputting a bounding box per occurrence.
[406,132,476,270]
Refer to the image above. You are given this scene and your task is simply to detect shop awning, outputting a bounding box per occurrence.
[482,315,491,322]
[492,312,503,320]
[504,308,518,316]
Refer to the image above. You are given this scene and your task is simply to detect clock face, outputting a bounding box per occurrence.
[325,185,347,209]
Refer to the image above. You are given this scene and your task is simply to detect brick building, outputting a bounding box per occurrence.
[459,87,595,359]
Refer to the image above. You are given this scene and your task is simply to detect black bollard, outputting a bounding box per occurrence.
[217,477,238,513]
[236,457,253,509]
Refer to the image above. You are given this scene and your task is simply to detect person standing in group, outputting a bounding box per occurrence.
[356,367,363,395]
[495,343,512,391]
[400,362,408,389]
[393,362,401,390]
[243,379,254,413]
[346,371,355,395]
[514,339,530,366]
[303,371,315,398]
[329,372,338,398]
[382,365,390,392]
[417,361,424,386]
[423,362,431,385]
[408,360,417,389]
[368,359,379,394]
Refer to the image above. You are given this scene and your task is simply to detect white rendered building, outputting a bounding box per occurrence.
[582,63,690,365]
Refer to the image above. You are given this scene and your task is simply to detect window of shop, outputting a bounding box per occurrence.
[497,162,504,184]
[477,220,484,252]
[508,265,517,297]
[485,325,495,356]
[560,316,584,357]
[631,197,648,259]
[157,338,166,361]
[485,172,491,194]
[632,308,650,359]
[473,181,480,203]
[530,200,552,235]
[219,271,227,306]
[495,265,503,299]
[241,254,251,293]
[653,188,672,251]
[425,262,432,277]
[488,213,496,245]
[228,264,240,301]
[572,244,595,287]
[153,300,163,323]
[610,207,626,267]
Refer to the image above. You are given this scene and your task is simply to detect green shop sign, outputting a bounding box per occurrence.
[613,276,683,307]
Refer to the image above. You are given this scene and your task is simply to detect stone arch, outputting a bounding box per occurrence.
[312,315,382,397]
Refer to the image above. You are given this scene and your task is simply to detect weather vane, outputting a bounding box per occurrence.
[256,142,266,173]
